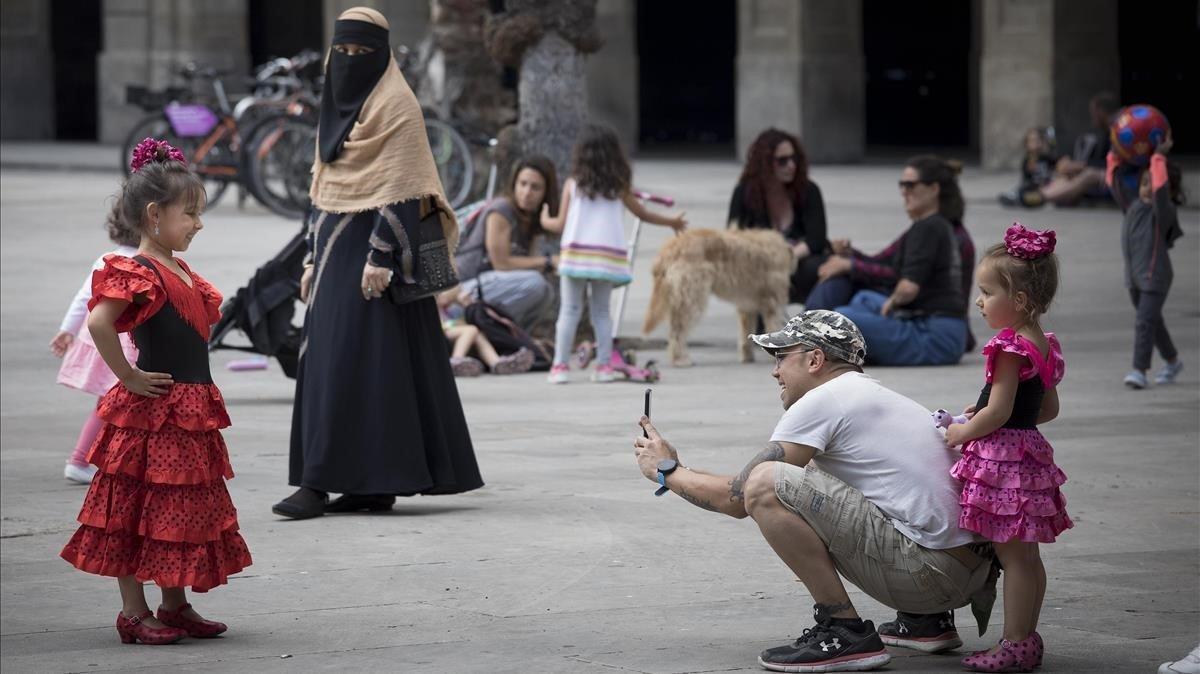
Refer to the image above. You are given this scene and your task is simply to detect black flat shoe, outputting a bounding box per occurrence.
[325,494,396,513]
[271,487,328,519]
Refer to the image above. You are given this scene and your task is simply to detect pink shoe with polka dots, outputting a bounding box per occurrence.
[961,635,1039,672]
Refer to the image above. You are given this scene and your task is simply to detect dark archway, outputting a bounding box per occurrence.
[636,0,736,152]
[1118,0,1199,154]
[863,0,972,148]
[51,0,102,140]
[249,0,324,67]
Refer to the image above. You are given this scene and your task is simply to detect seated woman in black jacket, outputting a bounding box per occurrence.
[727,128,830,303]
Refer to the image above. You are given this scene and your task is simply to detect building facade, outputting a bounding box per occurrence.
[2,0,1192,168]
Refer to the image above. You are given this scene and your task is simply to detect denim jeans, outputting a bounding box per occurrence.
[835,290,966,366]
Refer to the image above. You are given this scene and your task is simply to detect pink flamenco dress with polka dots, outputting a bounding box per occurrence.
[950,328,1073,543]
[60,254,252,592]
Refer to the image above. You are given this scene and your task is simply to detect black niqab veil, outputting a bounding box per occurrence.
[318,19,391,163]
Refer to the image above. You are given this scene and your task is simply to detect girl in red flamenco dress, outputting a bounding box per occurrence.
[59,139,251,645]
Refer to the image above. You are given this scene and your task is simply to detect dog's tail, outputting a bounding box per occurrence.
[642,256,668,335]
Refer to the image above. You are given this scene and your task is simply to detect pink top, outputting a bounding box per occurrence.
[981,328,1065,390]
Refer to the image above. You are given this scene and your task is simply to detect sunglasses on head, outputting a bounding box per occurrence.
[774,155,797,167]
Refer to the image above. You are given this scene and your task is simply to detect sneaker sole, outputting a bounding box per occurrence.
[879,633,963,652]
[758,650,891,672]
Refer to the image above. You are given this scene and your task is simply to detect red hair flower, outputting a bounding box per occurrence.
[129,138,186,173]
[1004,222,1056,260]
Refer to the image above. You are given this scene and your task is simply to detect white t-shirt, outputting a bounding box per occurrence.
[770,371,974,549]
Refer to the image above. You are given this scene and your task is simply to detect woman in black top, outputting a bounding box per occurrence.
[727,128,830,303]
[833,156,969,365]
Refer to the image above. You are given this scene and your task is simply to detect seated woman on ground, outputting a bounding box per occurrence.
[727,128,830,304]
[456,156,560,332]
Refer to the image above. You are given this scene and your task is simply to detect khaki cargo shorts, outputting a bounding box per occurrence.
[774,461,991,614]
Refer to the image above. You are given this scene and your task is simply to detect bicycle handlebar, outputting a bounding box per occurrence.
[632,190,675,207]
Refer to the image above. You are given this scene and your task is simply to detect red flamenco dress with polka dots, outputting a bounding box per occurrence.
[950,329,1073,543]
[60,254,251,591]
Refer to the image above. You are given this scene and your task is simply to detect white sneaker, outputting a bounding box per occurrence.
[1156,360,1184,385]
[1123,370,1148,389]
[64,462,97,485]
[1159,644,1200,674]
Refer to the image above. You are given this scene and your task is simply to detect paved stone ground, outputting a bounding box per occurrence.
[1,151,1197,673]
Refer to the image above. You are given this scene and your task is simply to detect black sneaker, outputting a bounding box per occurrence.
[877,610,963,653]
[758,619,891,672]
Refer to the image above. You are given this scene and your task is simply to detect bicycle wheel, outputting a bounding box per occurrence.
[424,117,473,208]
[120,113,230,208]
[243,115,315,220]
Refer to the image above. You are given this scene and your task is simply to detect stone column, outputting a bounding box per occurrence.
[979,0,1054,169]
[586,0,637,151]
[97,0,250,144]
[0,0,54,139]
[1052,0,1119,150]
[735,0,864,163]
[979,0,1118,169]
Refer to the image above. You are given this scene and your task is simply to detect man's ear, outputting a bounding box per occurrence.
[808,348,826,371]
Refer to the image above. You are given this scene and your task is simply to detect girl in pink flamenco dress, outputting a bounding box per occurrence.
[944,223,1072,673]
[52,242,140,484]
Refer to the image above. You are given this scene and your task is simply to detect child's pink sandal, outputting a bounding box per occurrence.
[961,635,1039,672]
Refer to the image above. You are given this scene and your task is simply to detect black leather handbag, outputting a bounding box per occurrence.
[385,200,459,305]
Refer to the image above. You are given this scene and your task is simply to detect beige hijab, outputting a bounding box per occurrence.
[309,7,458,252]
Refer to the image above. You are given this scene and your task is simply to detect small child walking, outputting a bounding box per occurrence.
[539,124,686,383]
[59,139,251,645]
[945,223,1072,672]
[1106,132,1185,389]
[51,229,139,484]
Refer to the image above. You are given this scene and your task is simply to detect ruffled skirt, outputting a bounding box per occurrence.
[950,428,1073,544]
[60,382,251,592]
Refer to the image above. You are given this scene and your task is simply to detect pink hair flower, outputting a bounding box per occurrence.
[1004,222,1056,260]
[129,137,187,173]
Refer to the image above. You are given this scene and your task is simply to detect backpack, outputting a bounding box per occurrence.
[453,199,494,282]
[462,300,553,371]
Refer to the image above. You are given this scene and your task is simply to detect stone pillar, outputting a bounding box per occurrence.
[1052,0,1119,151]
[322,0,429,50]
[979,0,1053,169]
[586,0,637,151]
[0,0,54,139]
[979,0,1118,169]
[735,0,864,163]
[97,0,250,144]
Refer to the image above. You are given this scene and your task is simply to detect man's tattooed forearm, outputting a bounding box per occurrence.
[677,486,719,512]
[728,442,786,502]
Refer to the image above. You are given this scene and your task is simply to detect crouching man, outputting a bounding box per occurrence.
[633,310,995,672]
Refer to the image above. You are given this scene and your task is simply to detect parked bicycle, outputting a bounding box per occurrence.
[120,51,321,213]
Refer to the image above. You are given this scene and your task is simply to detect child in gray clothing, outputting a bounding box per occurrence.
[1106,132,1185,389]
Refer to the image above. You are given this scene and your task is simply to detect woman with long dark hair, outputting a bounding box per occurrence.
[456,155,560,330]
[272,7,482,519]
[728,128,830,303]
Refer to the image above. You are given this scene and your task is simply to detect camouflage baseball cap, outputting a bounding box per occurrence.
[748,310,867,366]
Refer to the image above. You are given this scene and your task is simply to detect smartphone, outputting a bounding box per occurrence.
[643,388,652,438]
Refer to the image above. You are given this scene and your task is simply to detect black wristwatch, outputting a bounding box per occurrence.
[654,458,679,496]
[543,254,554,272]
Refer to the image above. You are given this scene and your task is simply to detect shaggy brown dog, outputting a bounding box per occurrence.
[643,228,795,366]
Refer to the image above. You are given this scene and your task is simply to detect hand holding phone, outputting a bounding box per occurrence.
[643,388,652,438]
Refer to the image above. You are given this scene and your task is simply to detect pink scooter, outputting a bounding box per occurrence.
[572,339,660,383]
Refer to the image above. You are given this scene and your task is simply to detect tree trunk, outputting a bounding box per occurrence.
[518,36,588,181]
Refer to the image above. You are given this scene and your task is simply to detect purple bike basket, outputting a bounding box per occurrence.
[164,103,219,137]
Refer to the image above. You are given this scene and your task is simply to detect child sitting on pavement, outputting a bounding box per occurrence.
[437,288,533,376]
